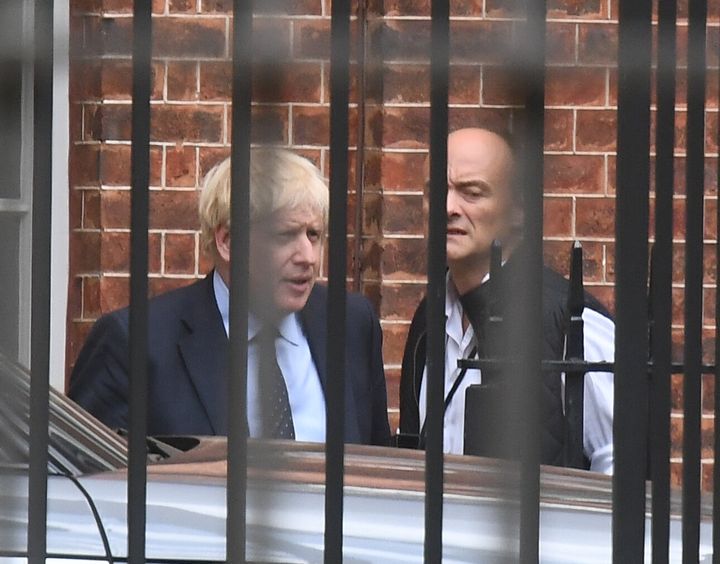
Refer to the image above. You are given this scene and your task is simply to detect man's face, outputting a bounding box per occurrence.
[443,129,520,269]
[249,204,324,319]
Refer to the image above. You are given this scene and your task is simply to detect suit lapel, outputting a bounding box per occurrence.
[178,275,229,434]
[300,286,360,443]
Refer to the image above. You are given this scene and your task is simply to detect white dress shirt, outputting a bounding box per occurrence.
[418,278,615,474]
[213,271,326,442]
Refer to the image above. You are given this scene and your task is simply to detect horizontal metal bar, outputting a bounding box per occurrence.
[458,359,716,375]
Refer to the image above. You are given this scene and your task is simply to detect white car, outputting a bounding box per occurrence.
[0,352,713,562]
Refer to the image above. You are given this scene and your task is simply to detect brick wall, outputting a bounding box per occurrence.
[67,0,719,488]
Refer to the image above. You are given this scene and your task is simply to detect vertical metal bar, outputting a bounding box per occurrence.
[28,0,53,561]
[227,1,253,562]
[352,0,368,293]
[714,81,720,559]
[565,241,586,470]
[128,0,152,561]
[613,0,652,560]
[682,0,707,561]
[516,1,546,561]
[425,0,449,562]
[324,0,351,561]
[715,42,720,562]
[651,0,676,560]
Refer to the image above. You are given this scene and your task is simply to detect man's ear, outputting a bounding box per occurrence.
[214,225,231,263]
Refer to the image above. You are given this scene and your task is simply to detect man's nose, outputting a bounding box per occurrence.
[446,189,460,218]
[294,235,316,264]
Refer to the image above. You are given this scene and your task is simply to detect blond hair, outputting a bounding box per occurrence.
[198,148,329,258]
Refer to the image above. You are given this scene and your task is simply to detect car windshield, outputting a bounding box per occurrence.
[0,352,128,475]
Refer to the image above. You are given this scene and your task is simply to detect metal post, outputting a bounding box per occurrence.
[650,0,677,560]
[324,0,351,561]
[682,0,707,561]
[425,0,449,562]
[227,1,253,562]
[613,0,652,560]
[28,0,53,561]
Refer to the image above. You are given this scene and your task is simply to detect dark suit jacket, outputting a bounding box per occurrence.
[68,274,391,446]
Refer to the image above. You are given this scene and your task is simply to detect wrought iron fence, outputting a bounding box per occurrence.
[18,0,719,562]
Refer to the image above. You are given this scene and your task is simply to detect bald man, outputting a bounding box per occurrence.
[398,128,615,473]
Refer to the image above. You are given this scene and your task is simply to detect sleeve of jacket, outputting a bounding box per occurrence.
[361,298,392,446]
[68,312,131,431]
[399,300,426,438]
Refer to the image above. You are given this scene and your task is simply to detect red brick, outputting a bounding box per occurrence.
[380,283,426,322]
[71,143,101,186]
[482,66,525,107]
[543,197,573,237]
[99,145,163,186]
[166,145,198,187]
[545,109,574,151]
[293,19,337,60]
[68,276,83,320]
[100,231,130,272]
[152,106,224,143]
[705,197,717,240]
[383,194,424,234]
[149,190,200,230]
[383,65,430,105]
[255,62,323,104]
[450,21,514,64]
[199,0,231,13]
[576,109,617,151]
[546,67,608,106]
[199,61,232,101]
[165,233,197,274]
[149,277,198,297]
[70,60,103,101]
[382,322,411,366]
[702,288,715,327]
[244,105,289,144]
[543,240,605,283]
[167,61,199,100]
[83,189,102,229]
[385,366,400,416]
[72,230,102,273]
[294,105,349,146]
[577,23,618,66]
[544,154,605,194]
[99,276,130,312]
[672,287,685,326]
[548,0,607,18]
[82,276,101,319]
[706,111,718,153]
[381,0,428,16]
[168,0,197,13]
[380,151,427,191]
[669,417,715,459]
[154,17,227,58]
[101,189,130,228]
[547,22,578,65]
[703,373,715,414]
[198,147,231,179]
[97,60,164,101]
[382,107,429,149]
[381,238,427,279]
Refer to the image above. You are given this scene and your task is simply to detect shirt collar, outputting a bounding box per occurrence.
[213,270,301,346]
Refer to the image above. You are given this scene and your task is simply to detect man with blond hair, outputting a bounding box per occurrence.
[70,148,391,445]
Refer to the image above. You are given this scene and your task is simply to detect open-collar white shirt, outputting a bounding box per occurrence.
[418,273,615,474]
[213,271,326,441]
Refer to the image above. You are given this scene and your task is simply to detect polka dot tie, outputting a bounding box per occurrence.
[257,326,295,440]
